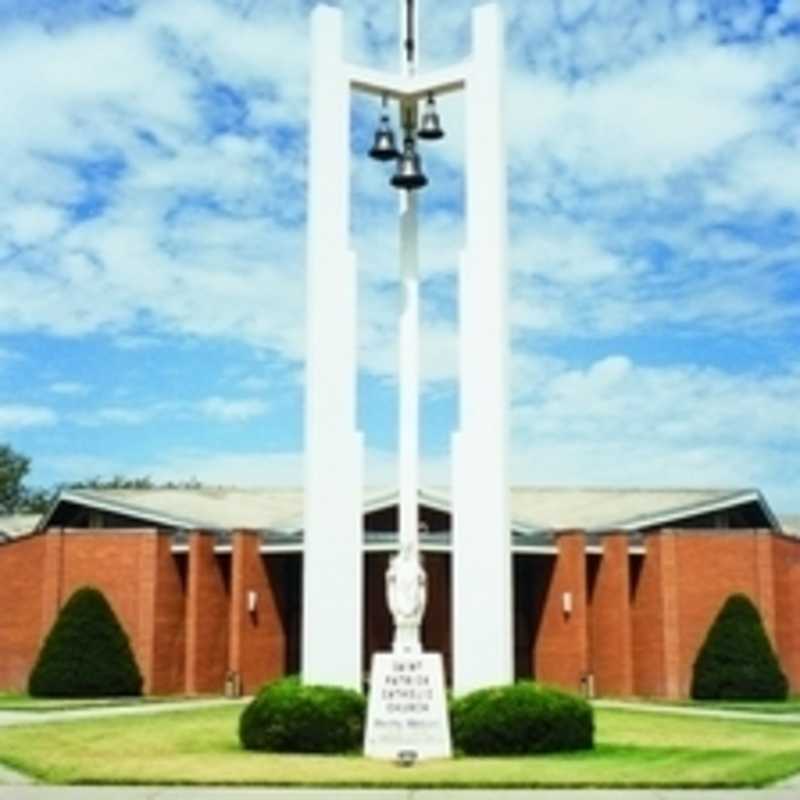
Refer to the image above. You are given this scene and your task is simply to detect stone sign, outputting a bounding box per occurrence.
[364,652,451,760]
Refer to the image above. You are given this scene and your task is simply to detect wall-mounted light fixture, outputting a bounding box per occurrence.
[247,590,258,614]
[562,591,573,616]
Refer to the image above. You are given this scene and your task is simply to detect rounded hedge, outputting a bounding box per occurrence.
[29,586,142,698]
[692,593,788,701]
[239,677,366,753]
[450,682,594,755]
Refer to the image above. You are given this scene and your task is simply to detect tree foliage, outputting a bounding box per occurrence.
[64,475,203,491]
[691,593,788,701]
[29,586,143,698]
[0,444,30,514]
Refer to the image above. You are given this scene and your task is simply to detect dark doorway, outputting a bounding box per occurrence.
[513,554,555,680]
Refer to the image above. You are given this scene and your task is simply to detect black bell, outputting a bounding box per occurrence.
[417,94,444,141]
[391,136,428,190]
[368,112,401,161]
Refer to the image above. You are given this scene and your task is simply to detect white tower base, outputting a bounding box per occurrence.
[451,3,512,696]
[302,5,364,691]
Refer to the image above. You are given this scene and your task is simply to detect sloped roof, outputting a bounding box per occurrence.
[505,486,777,533]
[36,484,781,536]
[0,514,42,540]
[780,515,800,537]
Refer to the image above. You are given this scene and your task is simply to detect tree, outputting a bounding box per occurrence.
[691,593,788,701]
[29,586,142,697]
[0,444,30,514]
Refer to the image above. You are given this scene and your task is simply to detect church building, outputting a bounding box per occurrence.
[0,484,798,699]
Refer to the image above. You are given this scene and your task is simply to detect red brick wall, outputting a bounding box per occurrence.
[632,529,782,699]
[185,533,230,694]
[0,528,189,695]
[6,525,799,701]
[589,533,633,696]
[773,535,800,691]
[53,529,157,691]
[229,531,286,695]
[671,529,776,698]
[535,531,589,691]
[0,535,47,690]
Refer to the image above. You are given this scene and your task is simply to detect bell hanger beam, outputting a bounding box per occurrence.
[349,63,466,102]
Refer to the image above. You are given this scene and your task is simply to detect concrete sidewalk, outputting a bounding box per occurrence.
[1,788,800,800]
[0,697,246,728]
[593,700,800,725]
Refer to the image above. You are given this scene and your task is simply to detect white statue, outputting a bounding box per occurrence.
[386,539,427,654]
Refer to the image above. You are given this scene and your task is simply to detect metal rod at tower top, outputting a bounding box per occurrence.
[398,0,420,552]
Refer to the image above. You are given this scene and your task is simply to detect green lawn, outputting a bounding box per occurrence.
[0,705,798,787]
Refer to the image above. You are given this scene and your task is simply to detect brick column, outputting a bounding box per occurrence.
[229,530,286,695]
[590,532,633,697]
[535,531,589,692]
[137,533,159,693]
[138,532,186,695]
[185,532,229,695]
[773,535,800,692]
[632,531,681,699]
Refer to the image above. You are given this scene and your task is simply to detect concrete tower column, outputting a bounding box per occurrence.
[452,3,512,695]
[303,4,365,690]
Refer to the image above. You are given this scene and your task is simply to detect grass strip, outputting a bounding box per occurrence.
[0,706,798,787]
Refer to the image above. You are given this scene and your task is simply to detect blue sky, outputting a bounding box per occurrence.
[0,0,798,511]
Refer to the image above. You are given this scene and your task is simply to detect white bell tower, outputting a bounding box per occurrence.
[303,1,512,696]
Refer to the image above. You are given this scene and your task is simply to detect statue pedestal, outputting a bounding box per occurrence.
[364,651,451,760]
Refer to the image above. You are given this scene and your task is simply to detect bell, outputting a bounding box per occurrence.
[391,136,428,190]
[417,94,444,141]
[368,113,401,161]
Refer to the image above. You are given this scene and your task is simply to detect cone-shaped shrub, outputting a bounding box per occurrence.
[691,593,788,701]
[29,586,142,698]
[450,682,594,755]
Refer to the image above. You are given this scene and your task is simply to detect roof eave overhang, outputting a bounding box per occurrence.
[601,489,780,534]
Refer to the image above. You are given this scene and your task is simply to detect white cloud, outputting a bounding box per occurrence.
[3,205,64,245]
[49,381,89,396]
[0,404,57,429]
[134,445,450,491]
[75,406,155,426]
[507,35,787,184]
[511,356,800,511]
[199,396,268,422]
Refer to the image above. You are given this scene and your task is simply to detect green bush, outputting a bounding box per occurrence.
[239,677,365,753]
[450,682,594,755]
[691,593,788,701]
[29,586,142,698]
